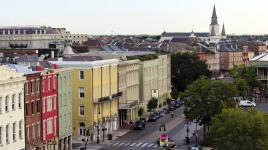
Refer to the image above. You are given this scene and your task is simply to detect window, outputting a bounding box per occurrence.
[31,101,34,114]
[12,122,16,142]
[5,96,9,112]
[32,124,35,140]
[53,76,56,90]
[19,121,22,139]
[79,87,85,98]
[43,98,46,113]
[54,96,57,110]
[36,80,40,93]
[18,93,22,109]
[36,123,40,140]
[6,124,9,144]
[79,70,84,79]
[47,97,52,112]
[48,77,51,90]
[25,82,29,95]
[25,103,30,116]
[36,100,40,113]
[47,119,53,134]
[12,95,15,111]
[31,81,34,94]
[42,79,45,92]
[80,105,85,116]
[54,117,57,136]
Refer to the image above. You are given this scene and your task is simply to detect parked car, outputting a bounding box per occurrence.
[154,112,163,119]
[168,104,176,111]
[163,108,170,114]
[239,100,256,107]
[139,117,147,123]
[133,120,145,130]
[174,100,181,108]
[148,114,158,122]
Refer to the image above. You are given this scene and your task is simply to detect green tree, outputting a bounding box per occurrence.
[205,108,268,150]
[138,107,144,118]
[233,78,248,97]
[171,52,211,95]
[147,97,158,112]
[183,76,237,130]
[230,65,262,96]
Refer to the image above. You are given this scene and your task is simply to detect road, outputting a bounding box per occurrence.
[101,106,201,150]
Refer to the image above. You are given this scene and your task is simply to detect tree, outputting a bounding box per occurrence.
[171,52,211,95]
[205,108,268,150]
[166,97,172,105]
[183,76,237,131]
[138,107,144,118]
[230,65,262,96]
[147,97,158,112]
[233,78,248,97]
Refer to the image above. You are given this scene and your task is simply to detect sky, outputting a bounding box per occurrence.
[1,0,268,35]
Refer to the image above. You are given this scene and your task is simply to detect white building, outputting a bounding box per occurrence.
[0,65,26,150]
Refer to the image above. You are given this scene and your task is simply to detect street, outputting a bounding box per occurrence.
[100,106,201,150]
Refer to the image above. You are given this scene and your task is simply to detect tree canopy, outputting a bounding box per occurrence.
[205,108,268,150]
[183,76,237,128]
[171,52,211,94]
[230,65,262,96]
[147,97,158,112]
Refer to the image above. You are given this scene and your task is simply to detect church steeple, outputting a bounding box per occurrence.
[211,5,218,25]
[221,23,226,36]
[209,4,220,36]
[211,26,216,36]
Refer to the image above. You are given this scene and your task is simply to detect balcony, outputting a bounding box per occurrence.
[258,75,268,80]
[119,100,139,109]
[94,92,123,103]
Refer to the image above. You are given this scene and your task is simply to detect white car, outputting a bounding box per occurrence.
[239,100,256,107]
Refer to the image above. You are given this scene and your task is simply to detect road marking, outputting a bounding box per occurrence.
[136,143,143,146]
[153,145,158,148]
[130,143,136,146]
[124,142,131,146]
[141,143,148,147]
[119,142,125,146]
[147,143,154,147]
[112,142,120,146]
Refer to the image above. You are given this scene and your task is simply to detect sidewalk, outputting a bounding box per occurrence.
[72,128,131,150]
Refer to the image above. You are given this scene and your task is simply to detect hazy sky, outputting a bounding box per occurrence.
[1,0,267,35]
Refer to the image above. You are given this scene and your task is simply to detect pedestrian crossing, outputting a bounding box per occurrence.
[108,141,159,148]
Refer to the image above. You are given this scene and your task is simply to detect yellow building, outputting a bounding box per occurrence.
[49,59,119,142]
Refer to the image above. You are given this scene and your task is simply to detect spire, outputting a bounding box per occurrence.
[221,23,226,36]
[211,26,216,36]
[211,5,218,25]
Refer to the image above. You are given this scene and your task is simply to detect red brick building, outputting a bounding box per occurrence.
[24,71,42,149]
[40,69,58,149]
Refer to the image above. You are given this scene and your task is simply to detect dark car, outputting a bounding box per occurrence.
[148,114,158,122]
[154,112,163,119]
[133,120,145,130]
[163,108,170,114]
[174,101,180,108]
[168,105,176,111]
[139,117,147,123]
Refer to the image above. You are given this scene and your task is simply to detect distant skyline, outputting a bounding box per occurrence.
[1,0,268,35]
